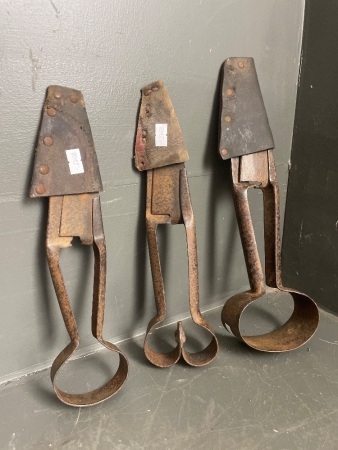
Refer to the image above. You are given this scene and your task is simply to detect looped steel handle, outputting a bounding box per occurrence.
[46,194,128,406]
[144,168,218,367]
[221,151,319,351]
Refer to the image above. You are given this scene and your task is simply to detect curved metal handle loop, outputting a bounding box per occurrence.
[144,169,218,367]
[144,221,182,367]
[180,169,218,365]
[221,153,319,352]
[47,195,128,407]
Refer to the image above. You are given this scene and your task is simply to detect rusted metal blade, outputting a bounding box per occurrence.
[219,57,274,160]
[30,85,102,198]
[135,80,189,171]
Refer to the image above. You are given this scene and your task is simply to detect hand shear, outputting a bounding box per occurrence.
[30,86,128,406]
[135,80,218,367]
[219,58,319,351]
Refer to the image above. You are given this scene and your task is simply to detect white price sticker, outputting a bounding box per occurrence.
[65,148,84,175]
[155,124,168,147]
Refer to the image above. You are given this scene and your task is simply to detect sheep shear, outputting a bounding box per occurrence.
[30,86,128,406]
[219,58,319,351]
[135,80,218,367]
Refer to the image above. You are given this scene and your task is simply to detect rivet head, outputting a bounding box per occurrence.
[238,61,245,69]
[70,94,78,103]
[224,115,232,123]
[221,148,228,158]
[142,130,147,138]
[144,89,152,96]
[47,107,57,117]
[39,165,49,175]
[152,86,158,92]
[35,184,46,195]
[138,158,145,168]
[54,91,62,99]
[226,88,234,96]
[43,136,53,146]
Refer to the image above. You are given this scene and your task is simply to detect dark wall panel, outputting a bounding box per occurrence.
[283,0,338,312]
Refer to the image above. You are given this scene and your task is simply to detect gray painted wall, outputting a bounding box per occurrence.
[0,0,304,382]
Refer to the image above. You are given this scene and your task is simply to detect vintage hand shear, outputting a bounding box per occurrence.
[219,58,319,351]
[30,86,128,406]
[135,80,218,367]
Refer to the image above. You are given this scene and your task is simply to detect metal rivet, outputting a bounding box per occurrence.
[142,130,147,138]
[54,91,62,99]
[47,107,57,117]
[238,61,245,69]
[226,88,234,96]
[39,165,49,175]
[144,89,152,96]
[221,148,228,157]
[224,115,232,123]
[43,136,53,146]
[152,86,158,91]
[70,94,78,103]
[35,184,46,195]
[139,162,145,171]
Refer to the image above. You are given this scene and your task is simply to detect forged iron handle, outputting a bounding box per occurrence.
[263,150,283,288]
[231,157,266,295]
[180,169,219,366]
[46,194,128,407]
[46,196,79,342]
[91,195,107,339]
[232,151,281,291]
[144,169,181,367]
[223,153,319,352]
[143,168,218,367]
[180,168,200,318]
[144,217,182,368]
[146,221,166,321]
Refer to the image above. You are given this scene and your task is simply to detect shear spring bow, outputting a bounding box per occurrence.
[219,58,319,351]
[30,86,128,406]
[135,81,218,367]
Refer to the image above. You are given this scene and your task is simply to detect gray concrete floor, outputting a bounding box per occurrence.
[1,292,338,450]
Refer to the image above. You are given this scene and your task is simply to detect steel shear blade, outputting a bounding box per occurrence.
[219,58,319,351]
[30,86,128,406]
[135,80,218,367]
